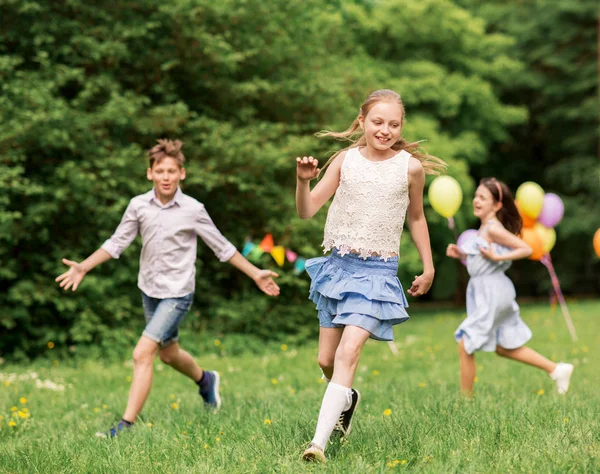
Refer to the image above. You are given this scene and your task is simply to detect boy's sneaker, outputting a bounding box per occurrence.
[550,362,574,394]
[95,419,133,438]
[333,389,361,437]
[199,370,221,410]
[302,443,326,463]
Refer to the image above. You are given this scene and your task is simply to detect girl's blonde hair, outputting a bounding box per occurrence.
[317,89,447,175]
[148,139,185,168]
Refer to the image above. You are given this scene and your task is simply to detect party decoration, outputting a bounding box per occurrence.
[294,257,306,274]
[521,227,544,261]
[537,193,564,228]
[259,233,274,252]
[247,245,264,262]
[515,181,544,219]
[241,241,255,257]
[429,176,463,219]
[270,246,285,267]
[516,202,536,228]
[286,249,298,263]
[594,229,600,258]
[534,223,556,254]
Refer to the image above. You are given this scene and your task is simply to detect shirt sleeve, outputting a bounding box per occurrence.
[195,204,237,262]
[101,200,140,259]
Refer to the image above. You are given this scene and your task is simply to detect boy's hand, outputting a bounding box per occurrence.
[253,269,280,296]
[407,272,433,297]
[55,258,87,291]
[296,156,320,182]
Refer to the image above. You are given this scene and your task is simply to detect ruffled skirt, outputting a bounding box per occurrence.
[305,249,409,341]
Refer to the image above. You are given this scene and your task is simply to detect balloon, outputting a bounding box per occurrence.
[538,193,564,228]
[534,223,556,254]
[594,229,600,258]
[521,227,545,261]
[429,176,463,218]
[516,201,536,228]
[515,182,545,219]
[457,229,477,266]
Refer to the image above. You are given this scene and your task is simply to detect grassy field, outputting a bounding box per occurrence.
[1,300,599,473]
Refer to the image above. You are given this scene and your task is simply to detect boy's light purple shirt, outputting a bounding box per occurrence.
[101,188,237,299]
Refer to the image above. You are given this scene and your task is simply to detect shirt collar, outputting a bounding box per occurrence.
[148,187,183,208]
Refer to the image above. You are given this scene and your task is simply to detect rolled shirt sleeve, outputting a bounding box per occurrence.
[101,200,140,259]
[195,205,237,262]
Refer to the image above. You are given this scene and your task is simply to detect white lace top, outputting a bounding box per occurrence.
[322,147,411,260]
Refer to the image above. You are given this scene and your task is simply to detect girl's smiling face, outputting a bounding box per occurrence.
[359,101,403,153]
[473,184,501,220]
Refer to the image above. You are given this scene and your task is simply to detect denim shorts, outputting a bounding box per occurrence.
[141,292,194,347]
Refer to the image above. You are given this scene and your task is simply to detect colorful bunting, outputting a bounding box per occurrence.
[259,233,274,252]
[241,241,255,257]
[270,246,285,267]
[285,249,297,263]
[293,257,306,274]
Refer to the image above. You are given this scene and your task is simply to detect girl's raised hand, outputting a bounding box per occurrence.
[296,156,320,182]
[446,244,466,260]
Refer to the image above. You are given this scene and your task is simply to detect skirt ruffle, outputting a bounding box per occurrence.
[305,251,409,341]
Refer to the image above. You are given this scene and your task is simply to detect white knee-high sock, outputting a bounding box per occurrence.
[311,382,352,450]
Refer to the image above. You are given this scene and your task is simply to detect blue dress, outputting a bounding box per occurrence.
[455,233,532,354]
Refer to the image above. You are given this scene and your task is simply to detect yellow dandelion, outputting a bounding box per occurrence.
[538,389,544,396]
[214,339,221,346]
[264,418,272,425]
[3,381,10,387]
[19,397,27,404]
[563,417,568,423]
[582,346,589,353]
[18,411,30,419]
[401,460,407,465]
[216,437,221,442]
[0,415,3,420]
[474,376,479,383]
[183,431,187,435]
[102,404,108,409]
[171,403,179,410]
[281,344,288,351]
[424,455,433,463]
[93,407,100,413]
[386,462,394,467]
[418,382,427,388]
[383,409,392,416]
[271,378,278,385]
[204,444,210,449]
[372,370,380,376]
[47,342,55,349]
[170,394,175,400]
[147,423,153,427]
[20,408,28,413]
[8,421,16,427]
[126,376,132,382]
[10,406,17,412]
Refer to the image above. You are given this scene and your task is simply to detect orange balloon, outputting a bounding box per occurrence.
[516,201,536,228]
[594,229,600,258]
[521,227,545,261]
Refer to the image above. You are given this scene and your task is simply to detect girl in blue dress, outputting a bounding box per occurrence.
[446,178,573,396]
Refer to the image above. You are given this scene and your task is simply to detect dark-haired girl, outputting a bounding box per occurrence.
[446,178,573,396]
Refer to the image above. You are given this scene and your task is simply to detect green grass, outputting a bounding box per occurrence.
[1,300,599,473]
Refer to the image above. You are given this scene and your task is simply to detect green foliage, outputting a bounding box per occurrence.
[2,0,528,358]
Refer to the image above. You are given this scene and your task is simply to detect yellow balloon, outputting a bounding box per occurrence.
[428,176,462,218]
[534,223,556,254]
[515,182,545,219]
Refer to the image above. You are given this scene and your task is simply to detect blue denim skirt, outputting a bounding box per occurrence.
[305,249,409,341]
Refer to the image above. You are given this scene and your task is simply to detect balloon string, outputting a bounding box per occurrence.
[447,217,458,241]
[540,254,578,342]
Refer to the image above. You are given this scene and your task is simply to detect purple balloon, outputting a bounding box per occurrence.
[457,229,477,266]
[538,193,564,228]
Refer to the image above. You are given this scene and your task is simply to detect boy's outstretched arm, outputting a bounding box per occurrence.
[227,251,280,296]
[55,248,113,291]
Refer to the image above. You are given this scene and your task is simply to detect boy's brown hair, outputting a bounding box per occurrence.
[148,139,185,168]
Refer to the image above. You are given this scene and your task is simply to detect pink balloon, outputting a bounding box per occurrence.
[457,229,477,266]
[538,193,564,228]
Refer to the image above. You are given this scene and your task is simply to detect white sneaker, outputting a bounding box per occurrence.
[550,362,574,394]
[302,443,326,463]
